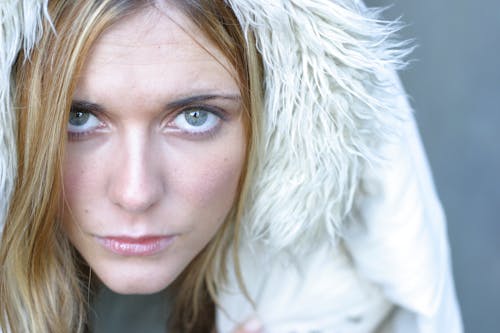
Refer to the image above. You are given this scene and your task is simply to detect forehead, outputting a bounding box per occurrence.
[75,4,238,101]
[96,6,219,59]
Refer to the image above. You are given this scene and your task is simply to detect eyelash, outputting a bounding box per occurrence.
[67,105,227,141]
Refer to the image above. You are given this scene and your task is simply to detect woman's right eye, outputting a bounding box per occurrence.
[68,109,103,138]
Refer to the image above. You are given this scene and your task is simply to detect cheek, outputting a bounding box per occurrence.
[174,148,245,213]
[63,151,103,206]
[63,163,89,202]
[166,118,247,214]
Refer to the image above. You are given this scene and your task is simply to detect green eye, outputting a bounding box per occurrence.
[67,109,103,136]
[184,110,208,126]
[69,111,91,126]
[173,108,220,135]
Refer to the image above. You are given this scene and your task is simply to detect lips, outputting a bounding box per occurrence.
[96,235,175,256]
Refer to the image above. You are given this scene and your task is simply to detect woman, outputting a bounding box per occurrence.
[0,0,461,332]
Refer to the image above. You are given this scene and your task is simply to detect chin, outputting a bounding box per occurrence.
[105,279,168,295]
[95,261,180,295]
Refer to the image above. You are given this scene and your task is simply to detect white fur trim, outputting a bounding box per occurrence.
[226,0,413,253]
[0,0,48,229]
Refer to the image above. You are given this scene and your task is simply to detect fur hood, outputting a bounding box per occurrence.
[0,0,48,227]
[0,0,410,253]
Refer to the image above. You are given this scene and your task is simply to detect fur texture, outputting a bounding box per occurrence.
[0,0,48,229]
[0,0,411,254]
[226,0,412,254]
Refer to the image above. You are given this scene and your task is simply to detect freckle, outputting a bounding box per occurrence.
[84,209,89,214]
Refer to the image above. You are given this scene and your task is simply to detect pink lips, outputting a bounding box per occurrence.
[96,235,175,256]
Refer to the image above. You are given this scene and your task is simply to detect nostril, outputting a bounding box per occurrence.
[108,169,164,213]
[110,173,165,213]
[114,189,156,212]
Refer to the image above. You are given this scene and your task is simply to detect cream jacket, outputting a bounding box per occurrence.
[216,96,463,333]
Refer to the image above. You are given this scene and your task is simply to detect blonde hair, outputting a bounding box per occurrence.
[0,0,262,332]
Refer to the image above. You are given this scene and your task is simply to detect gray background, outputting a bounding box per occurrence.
[365,0,500,332]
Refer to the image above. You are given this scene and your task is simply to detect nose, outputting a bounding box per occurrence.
[108,133,164,213]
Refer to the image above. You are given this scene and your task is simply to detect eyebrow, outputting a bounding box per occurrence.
[164,94,241,110]
[71,94,241,113]
[70,100,104,113]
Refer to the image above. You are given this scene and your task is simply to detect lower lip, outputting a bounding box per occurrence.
[96,236,175,256]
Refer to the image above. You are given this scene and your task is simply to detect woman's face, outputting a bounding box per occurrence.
[62,5,246,294]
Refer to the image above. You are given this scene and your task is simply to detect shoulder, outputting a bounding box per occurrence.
[343,112,463,331]
[217,243,393,332]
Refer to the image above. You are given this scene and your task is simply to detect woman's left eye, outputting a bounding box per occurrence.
[172,108,221,135]
[68,109,103,136]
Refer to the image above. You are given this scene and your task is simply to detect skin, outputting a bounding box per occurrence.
[232,317,263,333]
[62,5,246,295]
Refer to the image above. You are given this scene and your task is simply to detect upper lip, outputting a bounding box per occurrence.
[96,235,175,241]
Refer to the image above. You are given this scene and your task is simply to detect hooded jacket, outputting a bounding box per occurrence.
[0,1,462,332]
